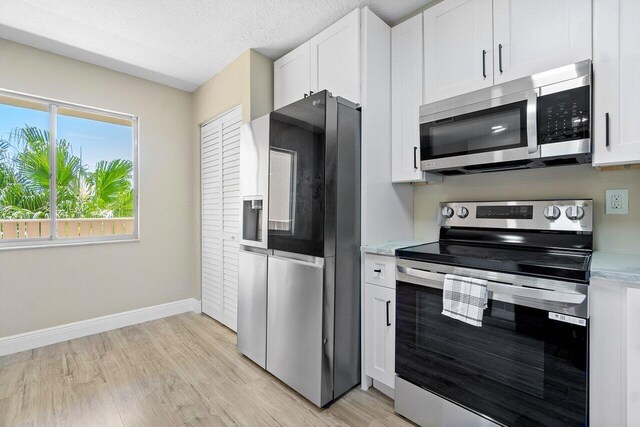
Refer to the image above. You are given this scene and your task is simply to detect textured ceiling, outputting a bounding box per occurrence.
[0,0,432,92]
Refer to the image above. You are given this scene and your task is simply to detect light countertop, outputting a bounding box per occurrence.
[590,251,640,284]
[360,239,431,256]
[362,240,640,285]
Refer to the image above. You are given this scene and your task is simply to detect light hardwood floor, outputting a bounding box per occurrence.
[0,312,413,426]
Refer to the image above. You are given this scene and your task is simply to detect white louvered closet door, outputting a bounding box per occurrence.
[201,106,241,331]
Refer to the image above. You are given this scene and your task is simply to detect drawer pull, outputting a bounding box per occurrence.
[373,269,382,273]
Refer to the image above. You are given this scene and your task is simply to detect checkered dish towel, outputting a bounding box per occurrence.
[442,274,488,327]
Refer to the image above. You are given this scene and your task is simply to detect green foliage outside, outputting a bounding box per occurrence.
[0,126,133,220]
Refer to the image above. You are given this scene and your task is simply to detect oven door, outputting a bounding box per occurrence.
[419,90,539,172]
[396,260,588,427]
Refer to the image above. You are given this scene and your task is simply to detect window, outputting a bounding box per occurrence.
[0,89,138,247]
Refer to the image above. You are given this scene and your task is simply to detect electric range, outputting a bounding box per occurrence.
[394,199,592,427]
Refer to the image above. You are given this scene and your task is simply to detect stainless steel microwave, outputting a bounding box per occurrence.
[419,60,592,175]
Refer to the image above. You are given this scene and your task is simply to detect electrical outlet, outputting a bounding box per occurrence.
[606,189,629,214]
[612,194,622,209]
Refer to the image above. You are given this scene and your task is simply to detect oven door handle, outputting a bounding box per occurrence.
[397,266,586,305]
[526,90,539,154]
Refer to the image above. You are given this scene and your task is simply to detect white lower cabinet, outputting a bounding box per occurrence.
[590,277,640,426]
[363,281,395,389]
[627,287,640,425]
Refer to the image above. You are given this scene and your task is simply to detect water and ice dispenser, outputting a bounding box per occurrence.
[242,197,263,242]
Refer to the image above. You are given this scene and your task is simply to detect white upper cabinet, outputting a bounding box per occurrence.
[592,0,640,166]
[391,14,442,183]
[422,0,592,103]
[273,42,311,110]
[493,0,592,84]
[423,0,493,104]
[392,15,424,183]
[273,9,361,109]
[310,9,360,104]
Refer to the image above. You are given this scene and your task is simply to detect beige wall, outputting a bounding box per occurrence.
[414,165,640,255]
[0,41,273,337]
[0,39,195,337]
[249,50,274,121]
[192,50,251,125]
[191,49,273,299]
[191,49,273,125]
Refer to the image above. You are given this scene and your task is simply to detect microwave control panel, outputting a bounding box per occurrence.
[538,85,590,145]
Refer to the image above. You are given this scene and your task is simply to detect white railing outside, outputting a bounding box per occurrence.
[0,218,134,240]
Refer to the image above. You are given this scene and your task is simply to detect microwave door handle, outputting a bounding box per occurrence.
[526,91,538,154]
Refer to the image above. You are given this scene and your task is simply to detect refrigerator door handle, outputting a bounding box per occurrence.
[270,252,324,268]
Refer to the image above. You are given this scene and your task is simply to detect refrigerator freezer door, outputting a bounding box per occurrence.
[237,250,268,368]
[266,254,330,406]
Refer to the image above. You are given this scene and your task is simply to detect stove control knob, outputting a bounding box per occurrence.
[543,205,561,220]
[441,206,454,218]
[457,207,469,218]
[565,205,585,221]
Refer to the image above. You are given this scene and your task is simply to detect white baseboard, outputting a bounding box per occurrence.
[0,298,201,356]
[190,298,202,313]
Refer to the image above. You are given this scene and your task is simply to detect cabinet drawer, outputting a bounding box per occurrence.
[364,254,396,289]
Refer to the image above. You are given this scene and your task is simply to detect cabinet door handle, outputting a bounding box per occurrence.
[386,301,391,326]
[309,91,314,95]
[605,113,610,148]
[482,49,487,78]
[303,93,308,98]
[498,44,503,74]
[413,147,418,169]
[373,269,382,273]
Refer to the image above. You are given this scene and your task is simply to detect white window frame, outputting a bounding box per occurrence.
[0,88,139,250]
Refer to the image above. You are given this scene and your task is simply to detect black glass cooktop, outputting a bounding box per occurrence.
[396,242,592,283]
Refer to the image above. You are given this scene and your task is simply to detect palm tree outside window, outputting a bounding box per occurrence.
[0,90,138,246]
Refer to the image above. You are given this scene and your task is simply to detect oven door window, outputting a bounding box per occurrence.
[396,282,588,426]
[420,100,528,160]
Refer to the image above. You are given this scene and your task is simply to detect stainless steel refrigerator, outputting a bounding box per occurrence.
[237,91,361,407]
[267,91,361,407]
